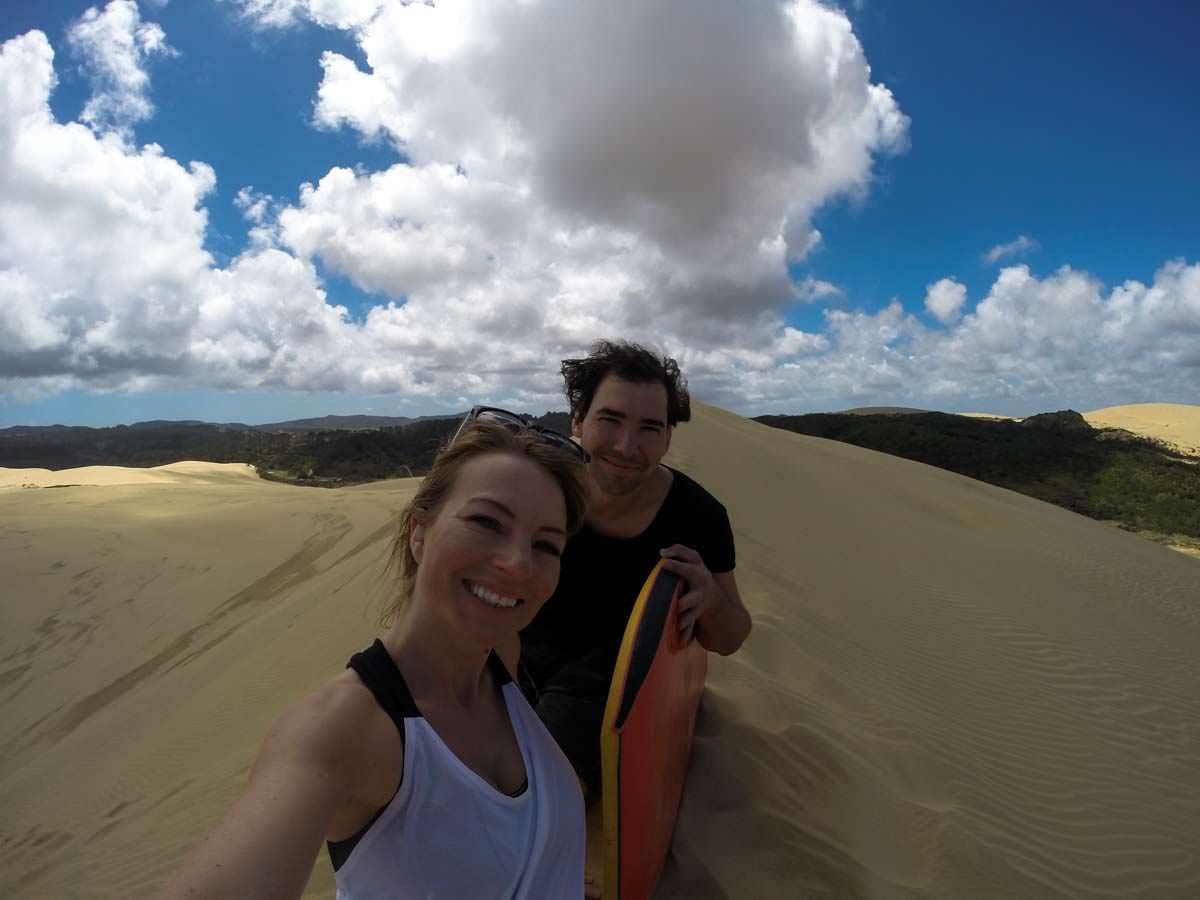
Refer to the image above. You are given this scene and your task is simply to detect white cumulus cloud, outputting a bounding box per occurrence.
[235,0,386,30]
[0,31,214,386]
[791,276,843,304]
[924,278,968,324]
[66,0,175,139]
[297,0,907,285]
[983,234,1039,265]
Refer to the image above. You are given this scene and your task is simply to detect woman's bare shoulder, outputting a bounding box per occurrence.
[261,669,394,775]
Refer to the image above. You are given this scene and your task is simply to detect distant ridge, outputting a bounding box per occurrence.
[130,414,456,433]
[837,406,930,416]
[252,414,426,433]
[129,419,254,431]
[0,410,569,477]
[2,414,454,438]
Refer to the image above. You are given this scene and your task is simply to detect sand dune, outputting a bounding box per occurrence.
[1082,403,1200,456]
[958,412,1018,421]
[0,461,261,489]
[961,403,1200,457]
[2,407,1198,898]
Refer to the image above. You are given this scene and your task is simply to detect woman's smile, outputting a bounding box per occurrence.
[465,579,523,609]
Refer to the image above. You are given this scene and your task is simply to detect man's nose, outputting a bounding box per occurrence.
[612,425,639,457]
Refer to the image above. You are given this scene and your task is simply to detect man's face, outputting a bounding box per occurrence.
[572,375,672,497]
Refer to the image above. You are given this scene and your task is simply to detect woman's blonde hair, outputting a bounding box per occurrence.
[383,421,589,624]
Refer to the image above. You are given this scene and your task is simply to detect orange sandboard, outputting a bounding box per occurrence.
[600,560,708,900]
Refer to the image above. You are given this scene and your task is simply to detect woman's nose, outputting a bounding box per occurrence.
[495,534,533,578]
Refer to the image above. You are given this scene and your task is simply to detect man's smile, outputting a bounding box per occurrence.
[598,454,643,471]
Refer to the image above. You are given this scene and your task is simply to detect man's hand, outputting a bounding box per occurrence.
[658,543,719,642]
[658,544,751,654]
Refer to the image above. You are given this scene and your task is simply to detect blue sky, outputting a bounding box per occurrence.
[1,0,1197,426]
[820,0,1200,317]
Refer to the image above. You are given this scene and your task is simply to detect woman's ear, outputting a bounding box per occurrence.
[409,521,426,564]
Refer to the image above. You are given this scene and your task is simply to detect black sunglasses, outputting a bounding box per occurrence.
[453,405,591,463]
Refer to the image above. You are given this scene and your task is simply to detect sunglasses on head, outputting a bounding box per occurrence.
[453,405,591,463]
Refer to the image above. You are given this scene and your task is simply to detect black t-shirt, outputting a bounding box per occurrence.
[520,466,735,697]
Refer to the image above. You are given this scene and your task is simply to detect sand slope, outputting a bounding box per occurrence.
[0,465,414,899]
[0,461,262,489]
[958,412,1018,421]
[961,403,1200,457]
[1083,403,1200,456]
[2,416,1199,898]
[663,407,1200,898]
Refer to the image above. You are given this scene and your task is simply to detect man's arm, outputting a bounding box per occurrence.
[658,545,751,656]
[698,569,751,655]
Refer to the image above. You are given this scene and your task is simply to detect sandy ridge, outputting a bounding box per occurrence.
[1082,403,1200,455]
[0,461,260,489]
[962,403,1200,456]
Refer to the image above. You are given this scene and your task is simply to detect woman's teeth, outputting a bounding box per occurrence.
[468,581,520,609]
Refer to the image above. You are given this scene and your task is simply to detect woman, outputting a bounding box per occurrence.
[159,419,591,899]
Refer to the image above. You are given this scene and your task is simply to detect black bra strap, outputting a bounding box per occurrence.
[347,639,421,736]
[350,641,513,727]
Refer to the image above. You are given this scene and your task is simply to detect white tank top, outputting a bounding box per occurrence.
[331,640,585,900]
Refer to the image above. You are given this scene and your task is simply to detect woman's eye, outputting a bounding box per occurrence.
[468,514,502,531]
[535,541,563,558]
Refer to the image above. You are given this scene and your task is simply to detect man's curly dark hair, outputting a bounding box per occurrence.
[561,340,691,427]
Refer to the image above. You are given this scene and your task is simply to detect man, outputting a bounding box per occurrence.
[518,340,751,797]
